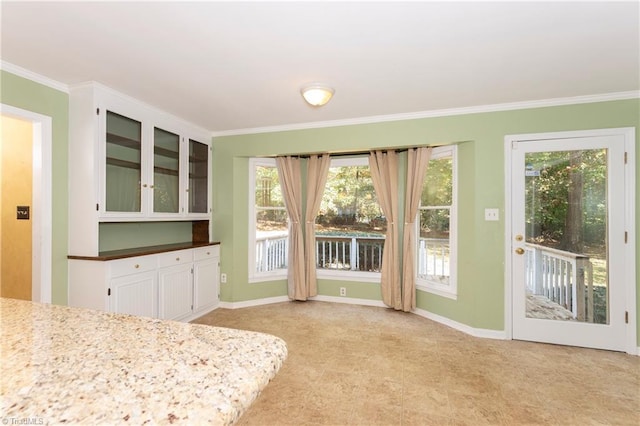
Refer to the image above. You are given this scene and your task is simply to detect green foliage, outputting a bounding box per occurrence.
[422,157,452,206]
[255,165,284,207]
[318,166,383,229]
[525,149,606,250]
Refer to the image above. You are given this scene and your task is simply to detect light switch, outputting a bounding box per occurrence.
[17,206,30,220]
[485,208,499,221]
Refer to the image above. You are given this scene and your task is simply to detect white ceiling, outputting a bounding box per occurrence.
[1,1,638,134]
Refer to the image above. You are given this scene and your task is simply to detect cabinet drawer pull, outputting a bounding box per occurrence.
[142,184,148,188]
[134,264,140,269]
[206,252,210,255]
[176,257,180,261]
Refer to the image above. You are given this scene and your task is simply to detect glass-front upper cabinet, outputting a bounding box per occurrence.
[188,139,209,214]
[153,128,180,214]
[105,111,142,213]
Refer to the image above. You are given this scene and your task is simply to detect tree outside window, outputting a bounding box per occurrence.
[417,146,457,297]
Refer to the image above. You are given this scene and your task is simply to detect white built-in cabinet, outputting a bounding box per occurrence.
[69,245,220,322]
[68,83,218,321]
[68,82,212,256]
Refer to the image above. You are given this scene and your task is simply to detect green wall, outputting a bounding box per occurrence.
[212,99,640,336]
[1,70,69,305]
[2,67,638,344]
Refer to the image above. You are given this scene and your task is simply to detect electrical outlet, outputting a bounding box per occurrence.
[220,273,227,283]
[339,287,346,297]
[484,208,499,221]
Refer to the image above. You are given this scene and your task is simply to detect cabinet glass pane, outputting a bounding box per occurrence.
[106,111,141,212]
[189,140,208,213]
[153,128,180,213]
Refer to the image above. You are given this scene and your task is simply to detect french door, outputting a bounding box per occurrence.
[507,128,635,352]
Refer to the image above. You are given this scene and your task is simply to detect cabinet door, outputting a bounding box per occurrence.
[193,258,219,313]
[105,111,142,213]
[158,264,193,321]
[188,139,210,214]
[153,127,180,214]
[109,271,157,318]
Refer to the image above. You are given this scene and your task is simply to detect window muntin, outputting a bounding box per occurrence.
[249,158,288,281]
[417,146,457,297]
[316,157,385,279]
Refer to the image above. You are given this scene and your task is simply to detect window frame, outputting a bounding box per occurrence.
[316,156,382,283]
[415,145,458,299]
[248,157,288,283]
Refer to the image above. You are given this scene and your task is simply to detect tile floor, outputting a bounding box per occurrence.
[193,301,640,425]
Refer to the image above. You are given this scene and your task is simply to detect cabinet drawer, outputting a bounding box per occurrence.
[157,249,193,268]
[194,245,219,261]
[110,255,157,278]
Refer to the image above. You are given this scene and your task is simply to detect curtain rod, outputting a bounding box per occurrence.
[260,144,443,159]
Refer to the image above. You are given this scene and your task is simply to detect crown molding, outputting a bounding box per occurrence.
[1,61,69,93]
[212,90,640,137]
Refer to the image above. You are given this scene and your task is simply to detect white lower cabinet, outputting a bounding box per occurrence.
[158,264,193,321]
[193,247,220,315]
[110,271,158,318]
[68,244,220,322]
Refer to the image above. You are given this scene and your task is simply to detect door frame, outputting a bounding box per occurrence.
[1,104,52,303]
[504,127,636,355]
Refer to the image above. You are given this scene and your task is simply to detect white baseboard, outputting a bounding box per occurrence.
[413,308,507,340]
[310,295,387,308]
[218,295,289,309]
[218,295,505,340]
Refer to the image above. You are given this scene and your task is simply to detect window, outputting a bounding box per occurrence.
[249,158,288,281]
[417,146,457,298]
[316,157,385,281]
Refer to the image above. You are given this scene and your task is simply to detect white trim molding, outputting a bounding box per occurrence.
[1,61,69,93]
[212,91,640,137]
[310,295,387,308]
[218,295,290,310]
[414,308,507,340]
[0,104,53,304]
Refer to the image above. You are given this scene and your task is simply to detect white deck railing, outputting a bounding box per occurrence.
[417,238,450,281]
[315,235,384,272]
[257,233,451,279]
[255,234,288,273]
[524,243,595,322]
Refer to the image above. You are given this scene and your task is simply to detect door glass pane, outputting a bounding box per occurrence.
[105,111,141,212]
[189,139,208,213]
[153,128,179,213]
[524,149,608,324]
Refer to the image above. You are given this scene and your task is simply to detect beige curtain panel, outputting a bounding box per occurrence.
[401,147,432,312]
[276,156,306,301]
[304,154,331,298]
[368,150,401,310]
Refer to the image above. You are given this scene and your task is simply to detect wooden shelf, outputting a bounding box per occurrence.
[107,157,140,170]
[155,146,179,160]
[154,166,179,177]
[107,132,141,150]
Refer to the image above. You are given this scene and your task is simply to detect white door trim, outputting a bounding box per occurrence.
[1,104,52,304]
[504,127,636,355]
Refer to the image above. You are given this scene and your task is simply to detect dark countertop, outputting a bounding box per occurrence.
[68,241,220,261]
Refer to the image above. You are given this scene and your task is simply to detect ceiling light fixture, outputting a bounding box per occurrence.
[300,83,334,107]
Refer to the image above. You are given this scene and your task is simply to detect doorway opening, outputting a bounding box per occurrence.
[0,105,52,303]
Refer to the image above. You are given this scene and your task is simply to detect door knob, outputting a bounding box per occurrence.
[515,248,525,255]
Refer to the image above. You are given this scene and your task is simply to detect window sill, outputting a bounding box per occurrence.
[416,282,457,300]
[317,269,381,283]
[249,273,287,284]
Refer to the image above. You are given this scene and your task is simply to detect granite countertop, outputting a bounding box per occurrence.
[0,298,287,425]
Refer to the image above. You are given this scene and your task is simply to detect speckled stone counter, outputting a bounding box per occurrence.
[0,298,287,425]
